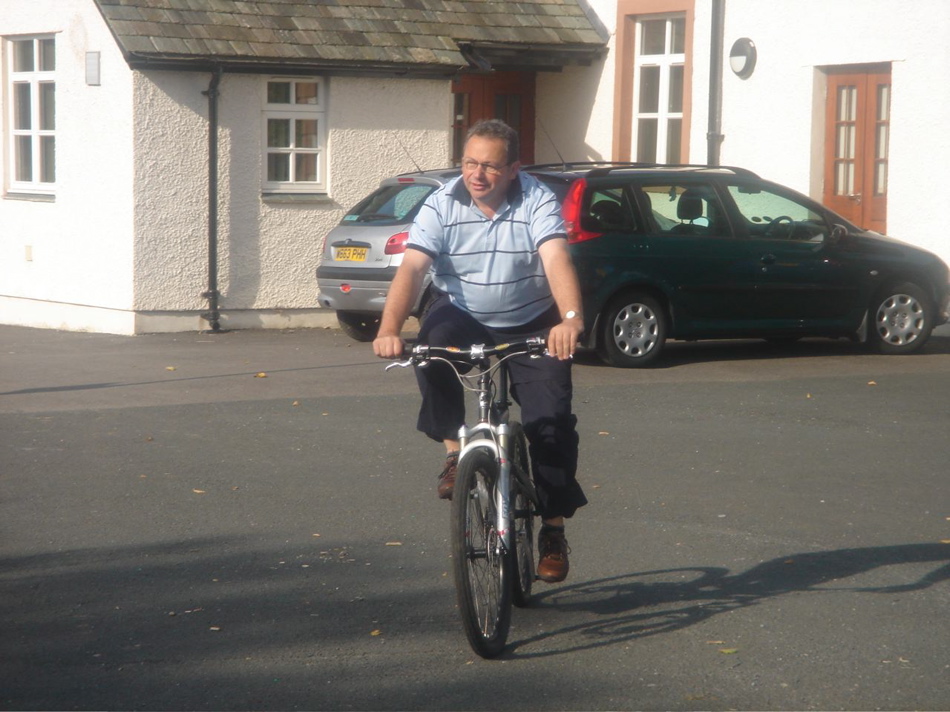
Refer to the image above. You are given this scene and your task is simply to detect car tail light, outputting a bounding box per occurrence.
[384,231,410,254]
[563,178,603,244]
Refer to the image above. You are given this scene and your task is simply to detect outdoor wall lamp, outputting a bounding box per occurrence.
[729,38,756,79]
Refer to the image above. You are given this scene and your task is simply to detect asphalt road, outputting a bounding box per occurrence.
[1,324,949,711]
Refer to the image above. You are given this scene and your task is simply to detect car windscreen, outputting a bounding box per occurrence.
[341,183,437,226]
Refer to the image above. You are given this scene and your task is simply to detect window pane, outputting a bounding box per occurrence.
[877,84,890,121]
[40,136,55,182]
[267,82,291,104]
[296,119,318,148]
[295,81,319,105]
[837,86,856,122]
[295,154,317,182]
[666,118,682,163]
[40,82,55,130]
[638,66,660,112]
[267,153,289,182]
[875,161,887,196]
[836,125,855,160]
[637,118,657,162]
[835,161,854,195]
[15,136,33,181]
[668,65,684,112]
[640,20,666,55]
[670,18,686,54]
[14,40,34,72]
[39,38,55,71]
[267,119,290,147]
[14,83,32,130]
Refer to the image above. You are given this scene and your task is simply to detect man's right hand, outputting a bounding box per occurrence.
[373,333,405,360]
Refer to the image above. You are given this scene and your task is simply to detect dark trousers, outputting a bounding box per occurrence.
[414,295,588,519]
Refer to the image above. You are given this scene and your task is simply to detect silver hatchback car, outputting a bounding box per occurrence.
[316,168,459,341]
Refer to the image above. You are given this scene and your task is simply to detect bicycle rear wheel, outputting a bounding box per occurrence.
[509,422,536,608]
[451,447,511,658]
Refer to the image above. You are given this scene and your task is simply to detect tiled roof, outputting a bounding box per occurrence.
[93,0,607,75]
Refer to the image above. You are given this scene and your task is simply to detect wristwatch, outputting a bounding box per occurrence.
[564,310,579,319]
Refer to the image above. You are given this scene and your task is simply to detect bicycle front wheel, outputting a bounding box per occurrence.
[509,422,536,608]
[451,447,511,658]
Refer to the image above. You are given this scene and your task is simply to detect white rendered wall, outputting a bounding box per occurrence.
[536,0,616,164]
[713,0,950,263]
[129,71,450,332]
[0,0,136,332]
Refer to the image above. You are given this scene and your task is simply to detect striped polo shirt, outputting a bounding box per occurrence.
[407,172,566,329]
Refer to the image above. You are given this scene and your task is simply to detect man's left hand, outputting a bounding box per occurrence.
[547,317,584,360]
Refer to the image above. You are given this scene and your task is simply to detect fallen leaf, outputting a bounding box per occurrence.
[254,372,267,378]
[385,542,403,546]
[592,484,602,489]
[806,393,812,399]
[166,366,176,371]
[598,431,610,436]
[868,380,878,386]
[209,626,221,632]
[312,533,321,537]
[193,489,206,494]
[706,640,725,645]
[370,629,382,636]
[719,648,739,654]
[940,539,950,544]
[292,400,300,406]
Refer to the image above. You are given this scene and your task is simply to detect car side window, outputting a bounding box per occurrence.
[640,184,730,237]
[583,187,639,233]
[727,184,829,242]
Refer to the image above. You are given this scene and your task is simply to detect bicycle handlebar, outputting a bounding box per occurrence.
[385,336,547,370]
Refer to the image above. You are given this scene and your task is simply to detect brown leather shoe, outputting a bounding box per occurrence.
[437,452,459,500]
[537,527,570,583]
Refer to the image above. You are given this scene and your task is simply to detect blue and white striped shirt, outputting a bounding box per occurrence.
[407,172,566,329]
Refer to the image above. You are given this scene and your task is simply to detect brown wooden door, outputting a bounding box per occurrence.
[451,72,536,164]
[824,65,891,233]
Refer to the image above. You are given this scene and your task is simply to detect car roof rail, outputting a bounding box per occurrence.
[526,161,760,181]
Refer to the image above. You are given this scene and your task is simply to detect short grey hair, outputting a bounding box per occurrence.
[466,119,520,165]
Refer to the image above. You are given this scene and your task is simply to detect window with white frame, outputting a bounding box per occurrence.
[633,15,684,163]
[263,77,326,193]
[6,35,56,193]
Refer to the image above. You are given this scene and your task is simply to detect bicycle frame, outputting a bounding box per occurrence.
[388,338,545,554]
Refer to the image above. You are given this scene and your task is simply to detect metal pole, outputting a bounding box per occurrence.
[707,0,726,166]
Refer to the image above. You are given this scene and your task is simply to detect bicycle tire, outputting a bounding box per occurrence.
[509,422,536,608]
[451,447,512,658]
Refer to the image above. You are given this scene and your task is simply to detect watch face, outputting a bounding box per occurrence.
[565,310,577,319]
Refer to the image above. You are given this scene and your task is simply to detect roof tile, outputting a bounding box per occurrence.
[93,0,606,70]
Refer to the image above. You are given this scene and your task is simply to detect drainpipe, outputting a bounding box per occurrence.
[201,66,223,332]
[707,0,726,166]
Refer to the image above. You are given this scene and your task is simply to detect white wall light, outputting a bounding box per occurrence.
[729,38,756,79]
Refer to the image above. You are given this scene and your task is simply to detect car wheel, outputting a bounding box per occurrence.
[598,292,667,367]
[336,311,381,342]
[868,282,934,355]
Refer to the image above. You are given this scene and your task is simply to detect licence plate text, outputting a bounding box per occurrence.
[335,246,368,262]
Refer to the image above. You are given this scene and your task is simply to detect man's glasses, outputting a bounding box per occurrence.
[461,158,509,176]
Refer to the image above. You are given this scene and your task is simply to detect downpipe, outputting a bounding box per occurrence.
[201,66,223,332]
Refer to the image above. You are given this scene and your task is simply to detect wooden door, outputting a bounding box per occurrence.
[823,65,891,233]
[451,72,536,164]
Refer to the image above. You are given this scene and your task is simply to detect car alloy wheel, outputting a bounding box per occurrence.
[870,282,934,355]
[599,292,668,367]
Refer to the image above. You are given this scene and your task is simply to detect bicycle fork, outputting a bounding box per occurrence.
[458,422,512,556]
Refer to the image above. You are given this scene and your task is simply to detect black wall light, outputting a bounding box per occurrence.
[729,38,757,79]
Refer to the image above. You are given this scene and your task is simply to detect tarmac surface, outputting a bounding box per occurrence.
[1,323,949,710]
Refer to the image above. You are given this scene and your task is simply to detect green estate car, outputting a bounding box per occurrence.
[541,163,950,367]
[317,162,949,367]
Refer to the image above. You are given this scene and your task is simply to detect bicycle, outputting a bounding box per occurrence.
[387,337,547,657]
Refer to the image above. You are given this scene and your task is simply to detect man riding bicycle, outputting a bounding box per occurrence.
[373,119,587,583]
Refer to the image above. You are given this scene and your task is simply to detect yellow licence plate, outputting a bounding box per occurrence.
[335,246,368,262]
